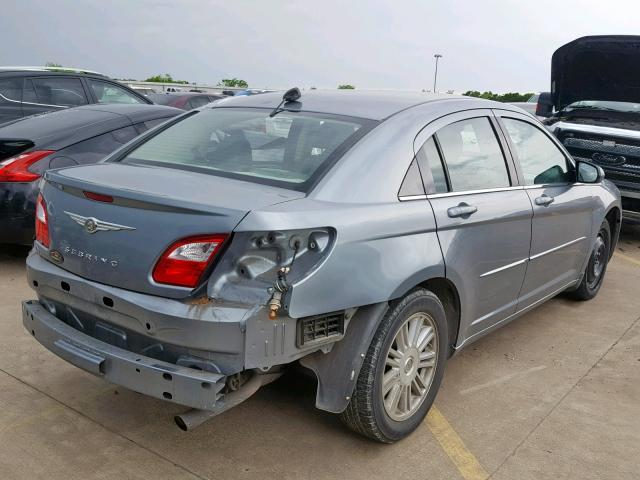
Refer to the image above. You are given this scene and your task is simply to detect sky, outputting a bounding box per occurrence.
[1,0,638,93]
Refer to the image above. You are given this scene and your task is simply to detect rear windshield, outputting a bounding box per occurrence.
[119,107,373,191]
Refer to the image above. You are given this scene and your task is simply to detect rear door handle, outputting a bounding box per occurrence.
[447,203,478,218]
[535,194,555,206]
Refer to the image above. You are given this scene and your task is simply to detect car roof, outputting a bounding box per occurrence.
[0,67,108,78]
[211,90,468,120]
[0,104,181,148]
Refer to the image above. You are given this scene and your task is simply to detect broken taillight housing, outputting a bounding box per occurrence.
[35,194,50,248]
[0,150,55,182]
[152,234,228,288]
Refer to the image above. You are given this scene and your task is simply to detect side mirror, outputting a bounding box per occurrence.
[576,160,604,184]
[536,92,554,118]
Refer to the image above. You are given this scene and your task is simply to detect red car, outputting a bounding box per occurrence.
[148,92,225,110]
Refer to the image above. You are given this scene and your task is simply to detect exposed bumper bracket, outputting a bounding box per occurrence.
[23,300,226,410]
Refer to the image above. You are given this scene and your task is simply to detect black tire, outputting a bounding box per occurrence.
[340,288,449,443]
[568,220,611,301]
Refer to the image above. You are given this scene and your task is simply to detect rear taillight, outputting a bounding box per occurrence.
[35,194,50,248]
[0,150,55,182]
[152,234,228,288]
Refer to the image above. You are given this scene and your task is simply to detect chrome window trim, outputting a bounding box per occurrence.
[426,185,523,199]
[522,183,572,189]
[529,236,587,261]
[0,92,68,109]
[398,194,428,202]
[0,92,21,104]
[479,258,528,278]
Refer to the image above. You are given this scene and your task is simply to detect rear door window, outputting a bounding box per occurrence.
[32,77,88,106]
[502,118,571,185]
[0,78,22,104]
[120,108,373,191]
[436,117,510,191]
[88,79,145,104]
[22,79,38,103]
[398,159,425,197]
[416,137,448,194]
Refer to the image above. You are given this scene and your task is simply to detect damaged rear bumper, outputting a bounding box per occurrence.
[23,300,226,410]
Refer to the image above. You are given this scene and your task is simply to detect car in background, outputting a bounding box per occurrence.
[509,94,539,116]
[0,103,181,245]
[234,89,270,96]
[132,87,157,96]
[148,92,226,110]
[0,67,153,125]
[537,35,640,221]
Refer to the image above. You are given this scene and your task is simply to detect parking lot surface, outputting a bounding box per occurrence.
[0,224,639,480]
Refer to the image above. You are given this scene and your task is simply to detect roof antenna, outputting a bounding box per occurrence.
[269,87,301,117]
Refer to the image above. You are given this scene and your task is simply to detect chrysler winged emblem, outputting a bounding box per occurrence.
[64,211,135,234]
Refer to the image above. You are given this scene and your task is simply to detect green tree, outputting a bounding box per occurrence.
[144,73,189,84]
[45,62,63,67]
[337,84,355,89]
[217,78,249,88]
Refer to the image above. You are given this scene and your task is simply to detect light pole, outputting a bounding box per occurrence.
[433,53,443,93]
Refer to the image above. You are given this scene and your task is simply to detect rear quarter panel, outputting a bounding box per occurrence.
[236,196,444,319]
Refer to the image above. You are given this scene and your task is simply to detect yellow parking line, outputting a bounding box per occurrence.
[616,252,640,267]
[427,406,489,480]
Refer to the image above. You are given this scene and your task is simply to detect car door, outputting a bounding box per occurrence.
[495,110,593,308]
[415,111,533,344]
[21,76,89,117]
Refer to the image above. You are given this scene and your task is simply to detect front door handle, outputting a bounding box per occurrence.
[447,203,478,218]
[535,194,555,206]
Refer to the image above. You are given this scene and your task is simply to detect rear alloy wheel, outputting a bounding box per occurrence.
[340,289,448,443]
[568,220,611,301]
[382,312,438,421]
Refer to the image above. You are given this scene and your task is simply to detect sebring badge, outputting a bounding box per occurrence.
[64,211,136,234]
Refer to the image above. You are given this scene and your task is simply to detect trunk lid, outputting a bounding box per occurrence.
[40,163,303,298]
[552,35,640,109]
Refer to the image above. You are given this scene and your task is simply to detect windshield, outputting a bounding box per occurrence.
[120,108,372,191]
[564,100,640,113]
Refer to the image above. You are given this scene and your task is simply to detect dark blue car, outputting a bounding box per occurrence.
[0,103,181,245]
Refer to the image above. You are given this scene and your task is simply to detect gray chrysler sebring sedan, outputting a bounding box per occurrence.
[22,90,621,442]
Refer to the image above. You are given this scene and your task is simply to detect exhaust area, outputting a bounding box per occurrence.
[175,371,282,431]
